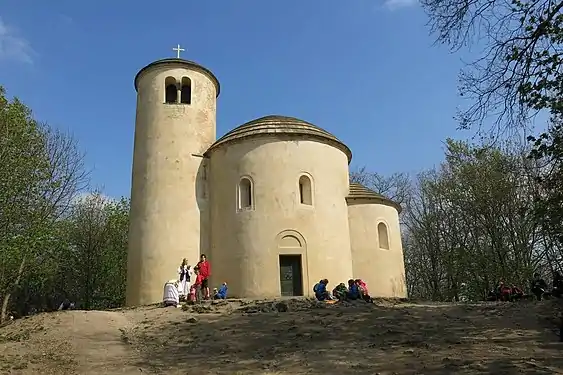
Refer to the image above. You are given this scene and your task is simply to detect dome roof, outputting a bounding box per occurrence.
[347,182,402,213]
[204,115,352,162]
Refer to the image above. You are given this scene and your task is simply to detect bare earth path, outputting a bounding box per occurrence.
[0,298,562,374]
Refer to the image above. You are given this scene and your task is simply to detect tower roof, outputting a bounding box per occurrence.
[347,182,402,213]
[205,115,352,162]
[134,58,220,96]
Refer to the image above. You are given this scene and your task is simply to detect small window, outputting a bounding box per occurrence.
[180,77,191,104]
[165,77,178,104]
[298,175,312,205]
[238,177,253,210]
[378,222,390,250]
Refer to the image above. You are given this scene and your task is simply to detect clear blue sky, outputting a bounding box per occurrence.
[1,0,474,198]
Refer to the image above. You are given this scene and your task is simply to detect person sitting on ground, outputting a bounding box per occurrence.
[552,271,562,298]
[58,298,75,311]
[162,280,180,307]
[355,279,373,303]
[214,282,228,299]
[347,279,360,300]
[531,273,549,301]
[486,288,499,301]
[511,285,524,301]
[332,283,348,301]
[496,281,512,302]
[313,279,331,301]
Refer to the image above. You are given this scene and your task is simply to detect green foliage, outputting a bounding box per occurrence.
[420,0,563,273]
[403,139,545,300]
[0,86,129,321]
[527,120,563,248]
[57,193,130,310]
[0,86,61,321]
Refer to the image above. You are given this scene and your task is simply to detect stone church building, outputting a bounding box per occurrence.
[125,57,407,306]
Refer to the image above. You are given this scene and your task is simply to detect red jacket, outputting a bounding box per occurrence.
[358,280,368,294]
[193,274,204,286]
[197,260,211,279]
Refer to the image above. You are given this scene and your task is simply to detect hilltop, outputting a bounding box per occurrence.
[0,298,562,374]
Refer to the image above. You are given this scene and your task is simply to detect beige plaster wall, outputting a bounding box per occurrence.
[126,65,217,306]
[347,201,407,298]
[208,137,354,298]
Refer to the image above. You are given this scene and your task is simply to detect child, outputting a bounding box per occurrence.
[191,266,204,302]
[214,282,228,299]
[347,279,360,300]
[355,279,373,303]
[313,279,331,301]
[332,283,348,301]
[196,254,211,299]
[188,283,197,302]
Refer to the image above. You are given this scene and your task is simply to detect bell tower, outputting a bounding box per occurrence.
[126,47,220,306]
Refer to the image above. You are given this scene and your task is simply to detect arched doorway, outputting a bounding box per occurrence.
[276,230,307,297]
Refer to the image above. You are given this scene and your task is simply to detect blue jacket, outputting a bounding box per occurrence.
[314,282,327,296]
[348,284,359,298]
[216,285,228,299]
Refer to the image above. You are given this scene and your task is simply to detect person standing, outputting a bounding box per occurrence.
[177,258,192,298]
[197,254,211,299]
[191,267,204,302]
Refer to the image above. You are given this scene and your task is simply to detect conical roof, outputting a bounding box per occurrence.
[205,115,352,162]
[347,182,402,213]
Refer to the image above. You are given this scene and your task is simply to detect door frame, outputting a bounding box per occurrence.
[279,254,304,296]
[275,230,309,297]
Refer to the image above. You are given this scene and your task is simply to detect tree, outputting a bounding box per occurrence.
[421,0,563,271]
[4,192,130,318]
[403,139,541,300]
[57,193,130,310]
[529,119,563,269]
[350,167,412,207]
[0,87,88,322]
[421,0,563,131]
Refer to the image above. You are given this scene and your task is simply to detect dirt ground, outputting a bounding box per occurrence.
[0,298,562,375]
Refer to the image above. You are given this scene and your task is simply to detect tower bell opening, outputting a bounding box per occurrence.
[165,76,178,104]
[181,77,192,104]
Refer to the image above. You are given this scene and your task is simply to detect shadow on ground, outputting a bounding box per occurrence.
[128,298,563,374]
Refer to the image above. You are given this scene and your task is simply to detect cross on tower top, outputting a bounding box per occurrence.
[172,44,185,59]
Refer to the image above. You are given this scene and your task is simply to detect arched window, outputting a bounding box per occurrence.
[378,222,390,250]
[298,175,312,205]
[180,77,191,104]
[164,77,178,104]
[238,177,253,210]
